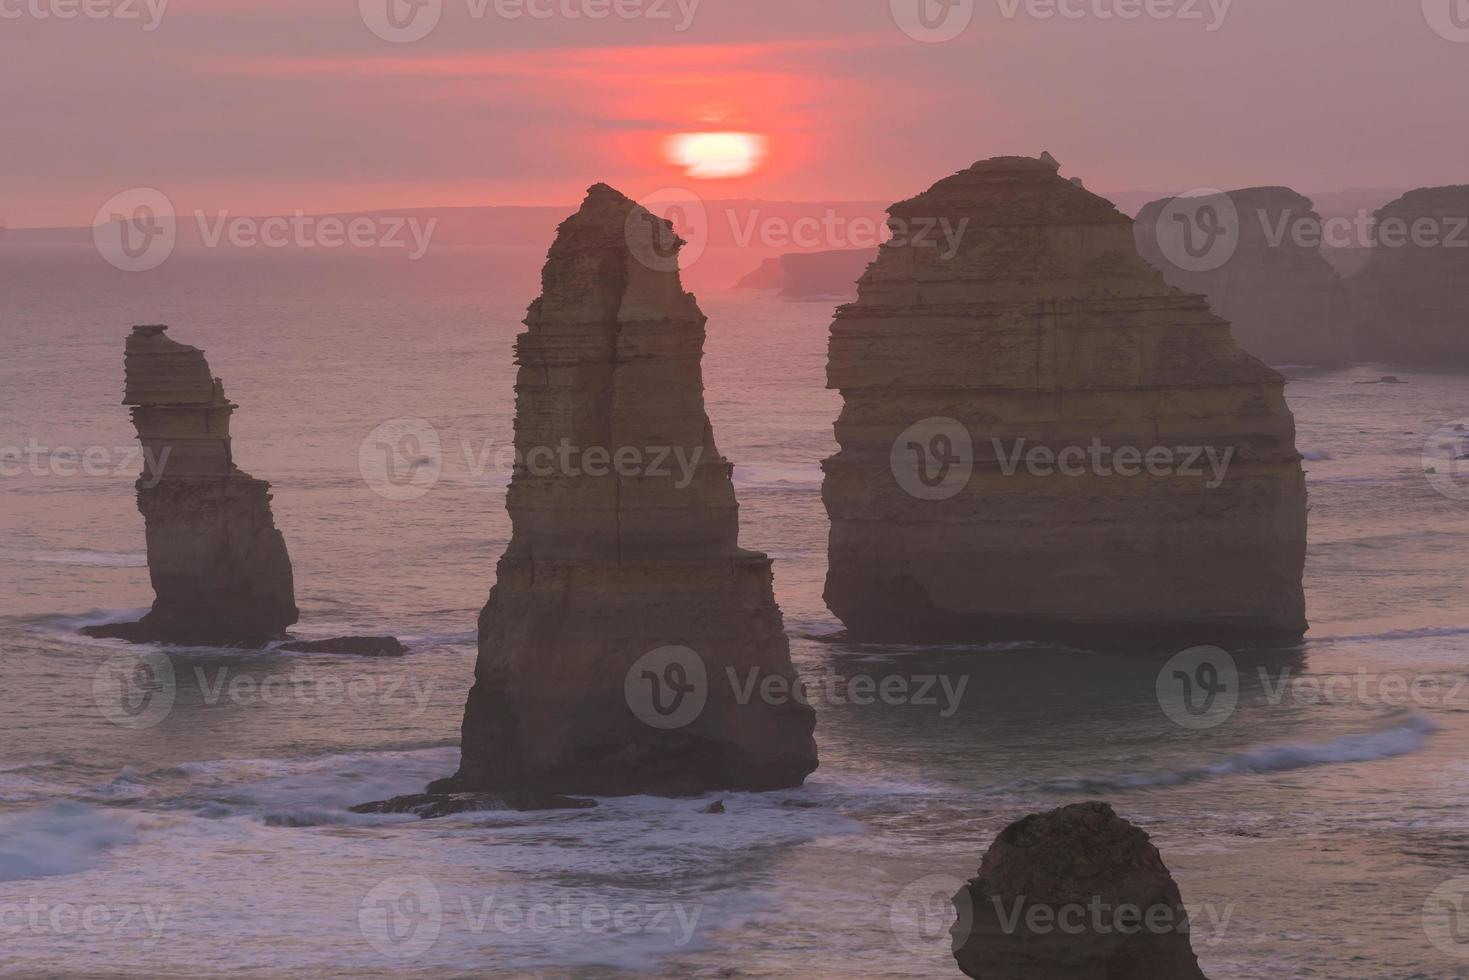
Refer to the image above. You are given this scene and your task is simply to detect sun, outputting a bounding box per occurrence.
[664,132,768,179]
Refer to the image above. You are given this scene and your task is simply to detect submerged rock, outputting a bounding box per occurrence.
[822,155,1307,650]
[277,636,408,657]
[83,326,298,647]
[439,184,817,797]
[1135,187,1354,365]
[1350,185,1469,367]
[350,792,597,819]
[952,802,1209,979]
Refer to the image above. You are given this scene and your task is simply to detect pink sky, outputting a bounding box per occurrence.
[3,0,1466,227]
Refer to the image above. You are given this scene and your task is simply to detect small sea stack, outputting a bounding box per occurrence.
[952,802,1209,979]
[84,325,299,647]
[437,184,818,797]
[1135,187,1354,365]
[821,154,1307,650]
[1350,185,1469,367]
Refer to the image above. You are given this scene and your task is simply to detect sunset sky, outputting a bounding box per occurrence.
[3,0,1466,227]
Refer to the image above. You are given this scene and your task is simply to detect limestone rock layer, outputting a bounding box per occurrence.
[85,325,297,646]
[447,184,817,796]
[1135,187,1354,365]
[822,155,1307,650]
[1351,185,1469,367]
[952,802,1210,979]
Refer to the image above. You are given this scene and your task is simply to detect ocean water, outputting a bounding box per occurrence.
[2,244,1468,978]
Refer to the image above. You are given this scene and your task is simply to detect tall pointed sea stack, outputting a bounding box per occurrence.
[446,184,817,796]
[822,155,1307,650]
[1351,185,1469,367]
[84,325,297,646]
[1135,187,1354,365]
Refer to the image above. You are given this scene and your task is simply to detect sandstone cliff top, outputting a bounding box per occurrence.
[891,153,1127,227]
[1374,184,1469,219]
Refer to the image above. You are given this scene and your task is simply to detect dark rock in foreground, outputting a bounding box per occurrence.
[277,636,408,657]
[952,802,1208,979]
[350,792,597,819]
[82,326,298,648]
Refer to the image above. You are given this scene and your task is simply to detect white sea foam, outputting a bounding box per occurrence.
[1030,714,1439,793]
[0,803,136,881]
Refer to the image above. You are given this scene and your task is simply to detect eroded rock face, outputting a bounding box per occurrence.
[952,802,1209,979]
[84,326,297,647]
[822,155,1307,650]
[1135,187,1354,365]
[443,184,817,797]
[1351,186,1469,367]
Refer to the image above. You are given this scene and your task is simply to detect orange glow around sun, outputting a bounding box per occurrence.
[664,132,768,179]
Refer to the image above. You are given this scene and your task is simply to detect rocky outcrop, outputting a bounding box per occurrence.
[822,155,1307,650]
[952,802,1209,979]
[84,325,298,647]
[732,257,784,289]
[277,636,408,657]
[438,184,818,797]
[1135,187,1354,365]
[349,792,596,819]
[1350,186,1469,367]
[780,249,878,300]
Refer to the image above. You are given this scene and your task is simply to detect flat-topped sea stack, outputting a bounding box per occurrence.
[1135,187,1354,365]
[441,184,817,797]
[1351,186,1469,367]
[952,802,1210,979]
[84,326,298,646]
[822,155,1307,650]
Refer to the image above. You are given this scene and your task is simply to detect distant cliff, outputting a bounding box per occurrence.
[1350,185,1469,367]
[1136,187,1354,365]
